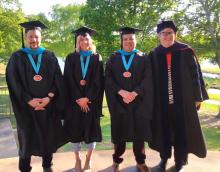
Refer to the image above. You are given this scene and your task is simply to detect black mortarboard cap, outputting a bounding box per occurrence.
[71,26,96,50]
[19,20,48,48]
[156,20,178,33]
[118,27,142,49]
[119,27,142,35]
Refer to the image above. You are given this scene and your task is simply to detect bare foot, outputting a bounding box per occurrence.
[74,159,82,172]
[83,158,91,171]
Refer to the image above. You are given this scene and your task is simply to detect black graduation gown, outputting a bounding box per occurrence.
[6,50,67,158]
[63,52,103,143]
[149,42,208,158]
[105,51,154,143]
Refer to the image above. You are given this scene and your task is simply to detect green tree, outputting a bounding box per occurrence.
[0,0,25,63]
[81,0,178,60]
[181,0,220,67]
[46,4,84,58]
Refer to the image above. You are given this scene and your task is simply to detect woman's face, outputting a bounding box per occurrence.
[158,28,176,48]
[122,34,136,52]
[79,35,92,51]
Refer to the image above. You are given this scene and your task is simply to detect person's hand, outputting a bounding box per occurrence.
[123,98,130,104]
[118,89,133,100]
[118,89,129,98]
[28,98,42,108]
[34,106,45,111]
[195,101,201,110]
[76,97,91,113]
[118,90,138,104]
[34,97,50,111]
[131,91,138,100]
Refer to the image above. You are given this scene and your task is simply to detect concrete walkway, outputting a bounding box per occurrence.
[0,149,219,172]
[0,118,18,159]
[208,89,220,95]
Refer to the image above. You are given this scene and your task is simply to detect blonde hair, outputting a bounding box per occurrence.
[75,33,96,53]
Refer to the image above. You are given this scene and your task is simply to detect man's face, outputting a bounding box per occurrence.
[122,34,136,52]
[26,29,42,49]
[158,28,176,48]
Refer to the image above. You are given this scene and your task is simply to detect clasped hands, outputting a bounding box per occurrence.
[76,97,91,113]
[28,97,50,111]
[118,89,138,104]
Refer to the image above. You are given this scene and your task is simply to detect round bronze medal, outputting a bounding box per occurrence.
[80,80,86,86]
[33,75,42,81]
[123,72,131,78]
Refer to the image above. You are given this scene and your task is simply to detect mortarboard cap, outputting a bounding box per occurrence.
[119,27,142,35]
[19,20,48,32]
[71,26,96,50]
[119,26,142,49]
[72,26,96,37]
[19,20,48,48]
[156,20,178,33]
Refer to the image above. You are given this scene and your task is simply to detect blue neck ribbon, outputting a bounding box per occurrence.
[21,47,45,74]
[118,49,139,71]
[80,50,92,79]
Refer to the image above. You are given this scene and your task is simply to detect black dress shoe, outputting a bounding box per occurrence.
[175,159,187,172]
[175,163,184,172]
[155,159,167,172]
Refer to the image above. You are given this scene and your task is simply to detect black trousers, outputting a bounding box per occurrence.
[160,104,187,165]
[113,141,146,164]
[19,154,53,172]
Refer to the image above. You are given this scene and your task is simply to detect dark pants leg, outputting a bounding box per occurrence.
[160,104,188,161]
[112,142,126,164]
[172,108,187,166]
[160,106,172,161]
[42,154,53,169]
[161,104,187,165]
[19,156,32,172]
[133,141,146,164]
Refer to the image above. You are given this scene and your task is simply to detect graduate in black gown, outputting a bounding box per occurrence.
[6,21,66,172]
[105,27,154,172]
[63,26,104,172]
[148,20,208,172]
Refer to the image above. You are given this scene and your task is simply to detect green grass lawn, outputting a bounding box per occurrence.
[0,75,7,86]
[200,102,219,115]
[202,127,220,150]
[208,93,220,101]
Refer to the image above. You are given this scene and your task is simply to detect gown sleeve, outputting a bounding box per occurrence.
[64,54,82,101]
[105,57,121,94]
[133,55,154,97]
[6,54,32,106]
[105,56,127,114]
[86,54,104,101]
[51,54,65,113]
[187,49,209,102]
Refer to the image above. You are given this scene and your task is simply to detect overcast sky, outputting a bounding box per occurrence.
[19,0,86,16]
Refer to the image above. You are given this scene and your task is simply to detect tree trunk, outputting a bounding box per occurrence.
[217,106,220,119]
[217,50,220,68]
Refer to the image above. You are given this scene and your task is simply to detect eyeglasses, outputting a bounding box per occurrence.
[159,31,175,36]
